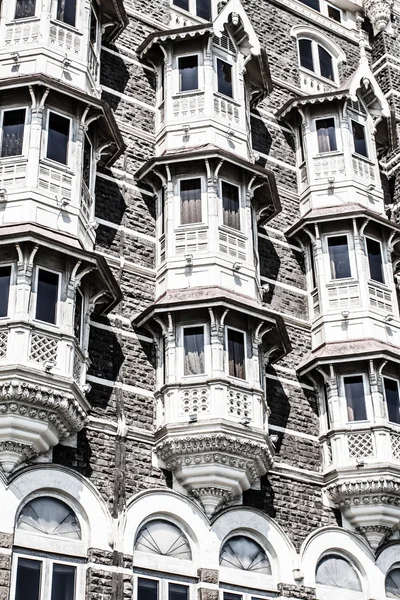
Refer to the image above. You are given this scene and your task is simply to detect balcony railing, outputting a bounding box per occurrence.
[49,21,82,55]
[172,92,205,120]
[0,157,27,190]
[213,94,240,125]
[5,19,40,45]
[368,282,393,312]
[326,281,360,310]
[175,226,208,256]
[314,152,345,180]
[352,153,376,183]
[38,161,73,200]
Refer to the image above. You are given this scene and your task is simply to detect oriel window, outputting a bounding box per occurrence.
[316,118,337,153]
[366,237,384,283]
[222,181,240,230]
[352,121,368,158]
[384,378,400,425]
[47,112,70,165]
[227,328,245,380]
[217,59,233,98]
[0,266,11,318]
[183,326,205,376]
[179,56,198,92]
[14,0,36,18]
[36,269,59,325]
[328,236,351,279]
[344,375,367,422]
[56,0,76,26]
[1,109,25,157]
[180,178,202,224]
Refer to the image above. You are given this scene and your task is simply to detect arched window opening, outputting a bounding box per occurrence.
[17,497,81,540]
[135,519,192,560]
[386,568,400,598]
[298,38,334,81]
[219,535,271,574]
[315,554,361,591]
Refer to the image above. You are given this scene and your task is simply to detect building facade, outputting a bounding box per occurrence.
[1,0,400,597]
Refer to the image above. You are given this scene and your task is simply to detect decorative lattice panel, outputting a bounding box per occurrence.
[49,24,81,53]
[369,285,392,312]
[219,230,246,261]
[327,283,360,310]
[0,161,27,189]
[38,164,72,199]
[347,432,374,459]
[179,387,209,416]
[29,333,58,364]
[5,22,40,45]
[0,330,8,360]
[228,390,252,419]
[173,93,204,119]
[391,434,400,460]
[175,229,208,255]
[353,156,375,181]
[213,34,236,54]
[314,155,345,180]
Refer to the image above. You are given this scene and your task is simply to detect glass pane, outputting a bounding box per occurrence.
[352,121,368,157]
[299,39,314,72]
[344,376,366,422]
[222,182,240,230]
[328,236,351,279]
[0,266,11,318]
[366,238,384,283]
[90,7,97,44]
[83,136,92,189]
[57,0,76,26]
[15,0,36,18]
[297,0,320,10]
[224,594,242,600]
[51,564,76,600]
[316,118,337,153]
[15,558,42,600]
[169,584,188,600]
[138,579,158,600]
[47,113,70,165]
[228,329,245,379]
[1,109,25,157]
[74,290,83,345]
[316,555,361,591]
[18,497,81,539]
[196,0,211,19]
[318,45,334,80]
[180,178,201,224]
[184,326,204,375]
[135,519,192,559]
[179,56,198,92]
[217,59,233,98]
[328,4,341,21]
[173,0,189,10]
[220,536,271,573]
[386,568,400,598]
[384,378,400,424]
[36,270,59,324]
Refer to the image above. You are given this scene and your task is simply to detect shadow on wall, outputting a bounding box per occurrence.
[243,475,276,517]
[53,428,93,478]
[100,47,130,103]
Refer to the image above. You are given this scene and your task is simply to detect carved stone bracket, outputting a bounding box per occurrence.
[363,0,394,35]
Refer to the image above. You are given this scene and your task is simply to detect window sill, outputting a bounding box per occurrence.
[219,224,246,238]
[176,223,208,230]
[173,90,203,97]
[40,157,74,175]
[214,91,239,106]
[299,66,338,88]
[0,155,27,163]
[314,150,343,158]
[351,152,373,164]
[50,19,82,35]
[8,16,40,24]
[326,278,357,286]
[367,279,390,290]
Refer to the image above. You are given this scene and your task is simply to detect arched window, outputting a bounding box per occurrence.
[298,38,334,81]
[316,554,361,591]
[219,535,271,574]
[386,568,400,598]
[135,519,192,560]
[17,497,81,539]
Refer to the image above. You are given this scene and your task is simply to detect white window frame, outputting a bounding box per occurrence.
[219,178,241,231]
[134,573,195,600]
[0,262,14,320]
[43,109,72,168]
[365,235,386,286]
[349,112,369,159]
[324,232,356,282]
[51,0,79,29]
[33,266,61,327]
[383,376,400,425]
[176,175,206,228]
[89,2,101,56]
[13,0,38,20]
[214,54,235,101]
[297,37,339,84]
[175,52,202,95]
[225,326,247,382]
[219,588,272,600]
[340,372,371,424]
[314,114,340,155]
[325,1,343,22]
[180,323,208,379]
[170,0,213,22]
[0,106,29,159]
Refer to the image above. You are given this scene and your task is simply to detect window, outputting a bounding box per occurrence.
[297,0,342,22]
[222,181,240,230]
[316,118,337,153]
[384,378,400,425]
[0,266,11,318]
[138,578,158,600]
[298,39,334,81]
[35,269,59,325]
[17,497,81,538]
[173,0,189,9]
[56,0,76,26]
[89,5,99,48]
[298,0,320,10]
[179,56,198,92]
[327,236,351,279]
[135,519,192,559]
[220,536,271,574]
[344,375,367,422]
[14,556,76,600]
[14,0,36,18]
[327,4,341,21]
[386,568,400,598]
[1,109,25,157]
[82,135,93,190]
[74,289,84,346]
[227,328,245,380]
[47,113,70,165]
[217,59,233,98]
[169,584,188,600]
[316,554,361,591]
[366,238,384,283]
[183,326,205,376]
[180,178,202,224]
[137,579,189,600]
[172,0,211,19]
[351,120,368,158]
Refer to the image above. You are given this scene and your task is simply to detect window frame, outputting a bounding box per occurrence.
[14,0,37,20]
[170,0,213,22]
[0,262,13,320]
[177,175,205,227]
[33,266,61,327]
[341,372,370,424]
[220,178,241,231]
[383,376,400,426]
[225,326,247,381]
[177,53,201,94]
[350,116,369,159]
[134,573,194,600]
[215,56,235,100]
[44,109,72,168]
[82,131,94,193]
[52,0,78,29]
[325,232,355,282]
[314,115,339,155]
[181,323,207,378]
[297,37,338,83]
[0,107,28,159]
[365,236,385,285]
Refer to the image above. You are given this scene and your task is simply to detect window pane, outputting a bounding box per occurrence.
[15,0,36,18]
[228,329,245,379]
[36,270,59,324]
[173,0,189,10]
[328,236,351,279]
[74,290,83,345]
[318,45,334,80]
[299,39,314,72]
[316,118,337,153]
[344,376,367,422]
[184,326,204,375]
[138,579,158,600]
[366,238,384,283]
[47,113,70,165]
[1,109,25,157]
[169,584,188,600]
[196,0,211,19]
[217,59,233,98]
[57,0,76,26]
[384,378,400,424]
[180,178,202,224]
[0,266,11,318]
[179,56,198,92]
[222,181,240,229]
[298,0,320,10]
[90,7,98,44]
[51,564,76,600]
[328,4,341,21]
[224,594,242,600]
[15,558,41,600]
[83,136,92,189]
[352,121,368,157]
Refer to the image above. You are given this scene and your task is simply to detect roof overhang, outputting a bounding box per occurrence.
[137,24,213,59]
[99,0,128,42]
[276,89,350,121]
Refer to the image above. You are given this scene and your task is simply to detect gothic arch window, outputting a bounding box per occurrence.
[386,567,400,598]
[219,535,272,574]
[135,519,192,560]
[315,554,362,591]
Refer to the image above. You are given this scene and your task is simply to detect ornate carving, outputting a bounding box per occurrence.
[363,0,394,34]
[326,476,400,501]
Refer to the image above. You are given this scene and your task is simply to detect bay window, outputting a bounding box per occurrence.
[47,112,70,165]
[316,118,337,153]
[344,375,367,422]
[217,59,233,98]
[180,178,202,224]
[35,268,59,325]
[298,39,335,81]
[327,235,351,279]
[227,328,245,380]
[222,181,240,230]
[183,326,205,376]
[1,109,26,158]
[384,378,400,425]
[179,56,199,92]
[366,237,384,284]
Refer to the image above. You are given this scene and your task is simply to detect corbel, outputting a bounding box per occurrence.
[88,289,111,313]
[358,217,370,239]
[95,141,113,162]
[388,231,400,253]
[153,315,168,338]
[39,88,50,110]
[255,323,273,347]
[214,159,224,181]
[219,308,229,334]
[154,168,167,188]
[208,307,217,335]
[28,86,38,111]
[84,112,102,129]
[167,311,175,343]
[26,244,39,278]
[264,343,280,365]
